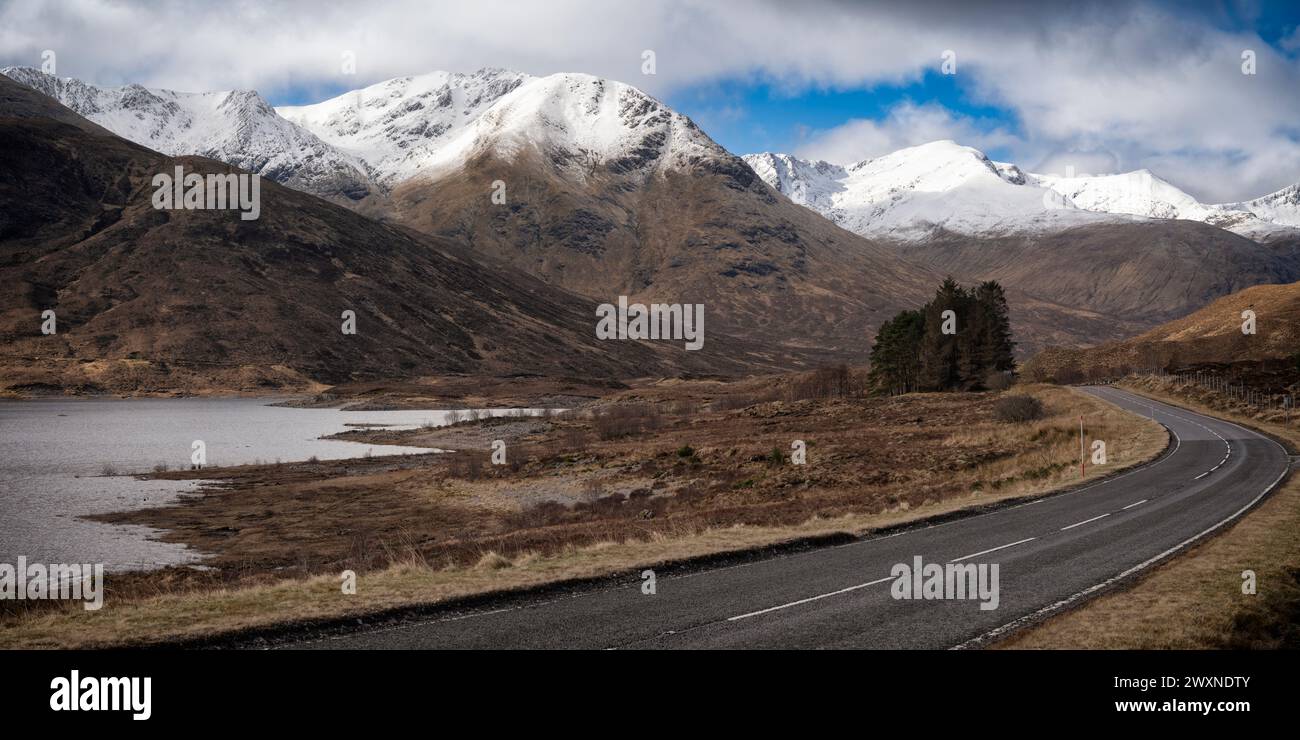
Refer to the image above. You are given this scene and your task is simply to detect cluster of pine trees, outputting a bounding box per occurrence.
[868,278,1016,394]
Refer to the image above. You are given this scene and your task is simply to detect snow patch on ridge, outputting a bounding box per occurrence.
[1,66,376,199]
[746,141,1300,240]
[744,141,1121,240]
[284,71,730,184]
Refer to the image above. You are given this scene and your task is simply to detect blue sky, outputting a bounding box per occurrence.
[664,70,1016,160]
[656,1,1300,166]
[270,68,1019,161]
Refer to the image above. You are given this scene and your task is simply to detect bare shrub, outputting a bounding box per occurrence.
[785,364,854,401]
[501,500,570,530]
[984,371,1014,391]
[994,395,1045,423]
[592,403,661,440]
[561,425,589,450]
[447,451,486,479]
[1053,364,1086,385]
[710,394,755,412]
[580,478,605,504]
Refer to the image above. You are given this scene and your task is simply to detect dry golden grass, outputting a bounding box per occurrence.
[0,384,1165,649]
[1027,280,1300,379]
[1002,378,1300,649]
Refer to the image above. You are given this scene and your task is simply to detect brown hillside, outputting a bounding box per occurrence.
[379,148,942,365]
[1024,280,1300,379]
[0,75,768,395]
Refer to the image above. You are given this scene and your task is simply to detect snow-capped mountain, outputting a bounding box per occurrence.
[1030,170,1291,238]
[745,141,1121,239]
[8,63,1295,244]
[0,66,376,200]
[1031,169,1214,221]
[1220,183,1300,233]
[746,142,1300,240]
[275,69,531,186]
[740,153,847,212]
[280,70,730,185]
[1,64,732,202]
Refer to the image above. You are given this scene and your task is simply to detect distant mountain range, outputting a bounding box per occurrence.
[4,65,950,363]
[3,65,1299,385]
[11,65,1295,244]
[744,141,1300,241]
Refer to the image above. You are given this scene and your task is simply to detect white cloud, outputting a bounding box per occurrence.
[793,101,1023,164]
[1,0,1297,201]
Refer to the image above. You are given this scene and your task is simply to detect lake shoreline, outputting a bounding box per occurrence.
[0,398,542,571]
[2,371,633,409]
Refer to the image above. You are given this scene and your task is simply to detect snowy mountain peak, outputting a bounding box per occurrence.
[746,140,1118,239]
[746,140,1300,240]
[276,67,533,184]
[0,65,376,200]
[1227,183,1300,230]
[281,70,729,184]
[8,63,1295,240]
[840,140,1009,192]
[455,72,726,174]
[1030,169,1210,221]
[743,153,846,211]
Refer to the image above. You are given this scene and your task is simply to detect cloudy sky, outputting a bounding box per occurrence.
[1,0,1298,202]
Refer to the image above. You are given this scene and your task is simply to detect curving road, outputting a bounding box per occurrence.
[287,387,1292,649]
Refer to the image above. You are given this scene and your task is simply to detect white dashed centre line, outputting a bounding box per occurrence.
[1121,499,1148,510]
[948,537,1036,563]
[1060,513,1110,531]
[727,576,894,622]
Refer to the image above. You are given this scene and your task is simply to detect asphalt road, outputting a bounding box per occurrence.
[288,387,1292,649]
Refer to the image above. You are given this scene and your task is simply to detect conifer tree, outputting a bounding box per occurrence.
[918,277,968,391]
[869,278,1016,394]
[868,309,924,394]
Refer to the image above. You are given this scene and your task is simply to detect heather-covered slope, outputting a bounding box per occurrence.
[0,75,759,395]
[1025,280,1300,379]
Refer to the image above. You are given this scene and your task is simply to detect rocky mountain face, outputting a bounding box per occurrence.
[0,66,379,204]
[276,68,532,188]
[0,75,765,395]
[8,65,1300,364]
[286,72,1150,358]
[366,73,946,361]
[4,67,952,364]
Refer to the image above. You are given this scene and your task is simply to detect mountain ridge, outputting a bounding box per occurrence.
[0,72,772,395]
[7,65,1299,362]
[745,140,1300,240]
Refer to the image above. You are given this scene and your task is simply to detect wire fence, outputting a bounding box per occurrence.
[1133,367,1295,425]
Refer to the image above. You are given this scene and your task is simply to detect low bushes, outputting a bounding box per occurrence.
[994,394,1045,423]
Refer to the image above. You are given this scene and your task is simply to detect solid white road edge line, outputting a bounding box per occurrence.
[951,406,1291,650]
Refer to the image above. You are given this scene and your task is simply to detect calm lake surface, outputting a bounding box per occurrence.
[0,398,540,570]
